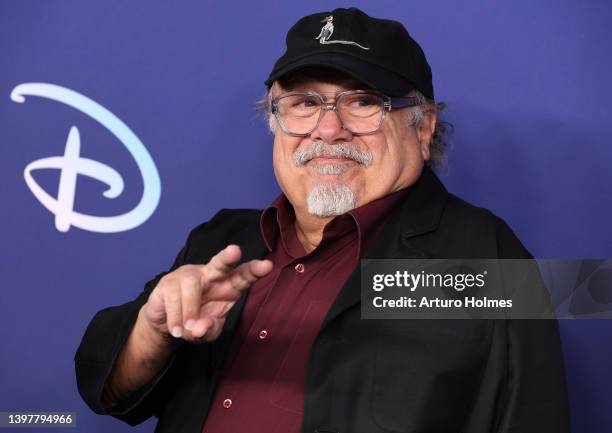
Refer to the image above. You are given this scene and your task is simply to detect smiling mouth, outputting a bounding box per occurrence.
[306,157,356,176]
[308,156,355,164]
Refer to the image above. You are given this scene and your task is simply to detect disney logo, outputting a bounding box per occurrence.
[11,83,161,233]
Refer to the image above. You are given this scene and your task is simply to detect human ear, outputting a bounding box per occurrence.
[417,110,436,160]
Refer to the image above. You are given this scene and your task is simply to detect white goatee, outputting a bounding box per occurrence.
[306,183,356,217]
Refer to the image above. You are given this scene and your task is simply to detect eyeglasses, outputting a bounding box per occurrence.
[270,90,421,136]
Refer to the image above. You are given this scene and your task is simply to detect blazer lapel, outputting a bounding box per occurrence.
[321,168,450,330]
[209,219,268,371]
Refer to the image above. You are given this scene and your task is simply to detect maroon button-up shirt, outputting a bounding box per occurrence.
[202,188,409,433]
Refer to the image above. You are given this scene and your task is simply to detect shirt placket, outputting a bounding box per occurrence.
[211,253,306,416]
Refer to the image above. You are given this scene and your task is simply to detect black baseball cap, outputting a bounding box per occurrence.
[265,7,434,99]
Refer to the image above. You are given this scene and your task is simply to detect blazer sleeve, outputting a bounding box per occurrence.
[494,220,571,432]
[74,222,205,426]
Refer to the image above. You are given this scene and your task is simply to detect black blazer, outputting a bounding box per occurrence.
[75,168,570,433]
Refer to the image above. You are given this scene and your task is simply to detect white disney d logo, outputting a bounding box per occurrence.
[10,83,161,233]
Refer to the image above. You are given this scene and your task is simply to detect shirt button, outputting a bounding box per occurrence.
[258,329,268,339]
[222,398,232,409]
[294,263,305,274]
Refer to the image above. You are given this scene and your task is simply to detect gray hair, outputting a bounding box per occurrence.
[256,88,450,169]
[407,90,450,170]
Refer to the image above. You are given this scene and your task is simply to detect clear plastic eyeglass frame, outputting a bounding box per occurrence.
[270,90,421,136]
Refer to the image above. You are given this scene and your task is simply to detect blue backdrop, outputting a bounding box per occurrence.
[1,1,610,432]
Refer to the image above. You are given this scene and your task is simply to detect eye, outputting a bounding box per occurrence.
[353,95,379,107]
[292,96,320,109]
[342,94,381,109]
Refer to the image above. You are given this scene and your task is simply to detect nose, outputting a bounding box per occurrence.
[310,105,353,143]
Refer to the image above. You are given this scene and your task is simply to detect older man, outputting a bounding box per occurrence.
[75,7,570,433]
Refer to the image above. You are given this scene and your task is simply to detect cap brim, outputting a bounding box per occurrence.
[265,52,413,97]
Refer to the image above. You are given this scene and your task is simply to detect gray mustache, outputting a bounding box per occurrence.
[293,141,373,166]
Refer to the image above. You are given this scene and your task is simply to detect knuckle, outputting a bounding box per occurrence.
[181,274,200,287]
[177,264,198,276]
[200,265,210,279]
[158,273,179,290]
[156,275,171,290]
[151,280,165,295]
[242,270,257,284]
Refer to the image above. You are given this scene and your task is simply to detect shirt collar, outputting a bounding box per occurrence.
[260,186,411,259]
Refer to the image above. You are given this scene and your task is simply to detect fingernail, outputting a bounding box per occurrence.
[171,326,182,338]
[185,319,195,331]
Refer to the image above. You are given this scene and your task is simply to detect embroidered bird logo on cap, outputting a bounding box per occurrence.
[314,14,370,50]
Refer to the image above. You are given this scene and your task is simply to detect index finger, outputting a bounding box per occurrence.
[202,244,242,281]
[201,258,273,302]
[228,259,274,292]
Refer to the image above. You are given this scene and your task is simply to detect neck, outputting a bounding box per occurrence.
[294,211,334,253]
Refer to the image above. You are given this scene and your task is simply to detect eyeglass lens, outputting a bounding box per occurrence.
[274,92,384,135]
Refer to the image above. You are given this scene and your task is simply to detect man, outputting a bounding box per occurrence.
[75,7,570,433]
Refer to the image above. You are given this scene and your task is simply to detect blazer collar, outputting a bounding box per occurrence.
[393,166,449,240]
[321,167,449,329]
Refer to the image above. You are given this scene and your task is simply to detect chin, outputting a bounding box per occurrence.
[305,182,357,217]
